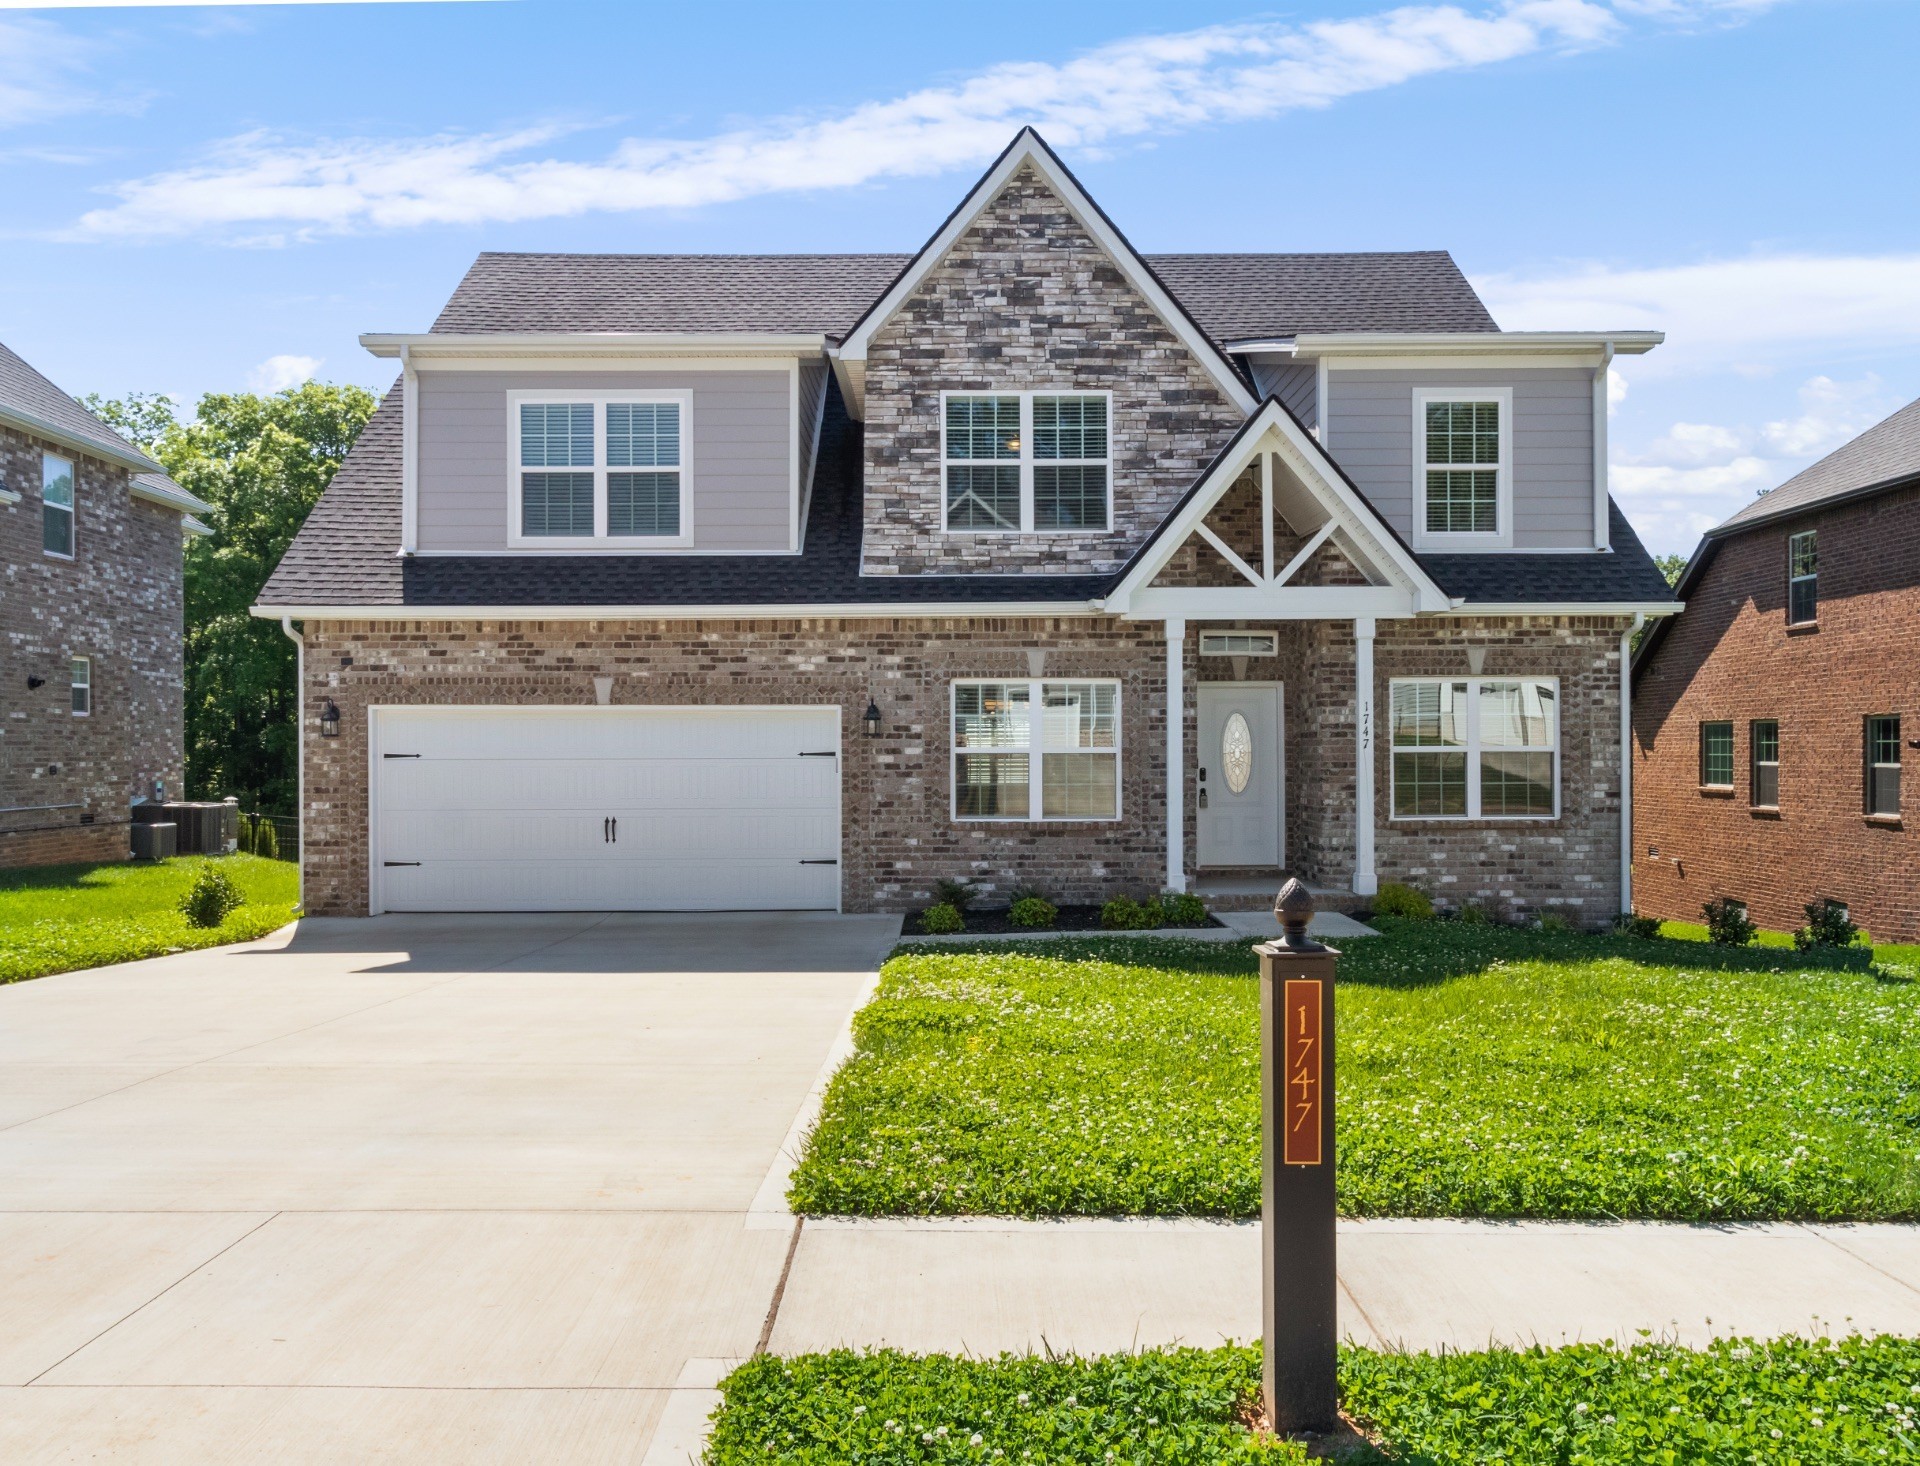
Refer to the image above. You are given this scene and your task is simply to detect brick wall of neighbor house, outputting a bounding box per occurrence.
[0,424,185,868]
[861,162,1247,577]
[1634,486,1920,942]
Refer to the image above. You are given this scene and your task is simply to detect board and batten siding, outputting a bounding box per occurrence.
[1248,359,1317,432]
[414,368,794,553]
[1323,367,1595,549]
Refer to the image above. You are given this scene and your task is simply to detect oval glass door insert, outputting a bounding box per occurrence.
[1222,712,1254,794]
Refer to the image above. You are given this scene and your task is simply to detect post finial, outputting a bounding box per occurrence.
[1273,877,1324,952]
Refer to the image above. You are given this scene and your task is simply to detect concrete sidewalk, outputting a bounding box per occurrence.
[769,1216,1920,1356]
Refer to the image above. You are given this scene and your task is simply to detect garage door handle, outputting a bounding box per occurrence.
[611,817,617,843]
[799,858,838,866]
[384,861,421,867]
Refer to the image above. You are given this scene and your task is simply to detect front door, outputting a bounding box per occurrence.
[1197,683,1284,868]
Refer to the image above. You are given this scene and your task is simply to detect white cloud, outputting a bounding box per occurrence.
[1606,367,1628,415]
[0,16,133,128]
[246,354,321,393]
[66,0,1776,241]
[1759,373,1890,457]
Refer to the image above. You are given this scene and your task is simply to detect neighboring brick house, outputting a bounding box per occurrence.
[0,341,211,867]
[1633,395,1920,942]
[255,130,1678,923]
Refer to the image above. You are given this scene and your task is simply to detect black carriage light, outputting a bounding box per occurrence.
[26,674,45,690]
[862,698,883,739]
[319,698,342,738]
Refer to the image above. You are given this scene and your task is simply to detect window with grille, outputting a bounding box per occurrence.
[952,679,1120,821]
[1416,390,1509,543]
[70,656,90,717]
[42,452,74,558]
[1699,721,1734,788]
[1788,531,1817,625]
[1389,678,1558,819]
[1867,716,1901,817]
[943,392,1110,533]
[510,394,688,545]
[1750,720,1779,807]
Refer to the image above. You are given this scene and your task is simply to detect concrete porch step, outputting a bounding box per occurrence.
[1192,874,1368,915]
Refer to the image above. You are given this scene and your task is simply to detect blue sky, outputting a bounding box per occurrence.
[0,0,1913,556]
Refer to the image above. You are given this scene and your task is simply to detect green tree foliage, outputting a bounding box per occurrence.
[85,382,377,813]
[1655,552,1688,586]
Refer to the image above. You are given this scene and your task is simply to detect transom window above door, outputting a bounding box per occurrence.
[508,393,691,548]
[1413,389,1511,548]
[942,392,1111,534]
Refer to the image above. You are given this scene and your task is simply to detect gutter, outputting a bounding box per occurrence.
[361,331,830,359]
[0,403,160,475]
[250,600,1111,622]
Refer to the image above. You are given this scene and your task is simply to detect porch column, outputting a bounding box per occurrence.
[1165,617,1186,893]
[1352,616,1378,897]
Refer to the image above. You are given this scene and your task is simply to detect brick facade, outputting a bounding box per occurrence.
[1,424,185,869]
[860,163,1245,577]
[1633,486,1920,942]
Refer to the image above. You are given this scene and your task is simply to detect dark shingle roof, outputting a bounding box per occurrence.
[0,339,158,472]
[1420,503,1676,603]
[1714,394,1920,535]
[258,378,406,605]
[429,250,1497,342]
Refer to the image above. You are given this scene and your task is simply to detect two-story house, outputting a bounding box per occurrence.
[2,340,211,867]
[1633,393,1919,942]
[255,130,1677,923]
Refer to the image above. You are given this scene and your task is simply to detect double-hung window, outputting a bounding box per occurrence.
[1750,720,1779,807]
[509,393,690,547]
[1867,716,1901,817]
[42,452,74,558]
[1389,678,1558,819]
[70,656,90,717]
[952,679,1120,821]
[943,392,1110,533]
[1699,721,1734,789]
[1414,389,1510,547]
[1787,531,1817,625]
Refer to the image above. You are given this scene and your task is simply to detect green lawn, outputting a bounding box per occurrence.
[711,1335,1920,1464]
[1659,918,1920,971]
[789,922,1920,1220]
[0,855,300,984]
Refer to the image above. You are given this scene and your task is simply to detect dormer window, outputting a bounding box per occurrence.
[508,392,691,549]
[1414,388,1511,548]
[942,391,1110,533]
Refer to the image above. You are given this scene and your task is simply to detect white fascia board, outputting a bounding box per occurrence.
[1293,331,1663,360]
[130,476,213,516]
[833,130,1257,417]
[249,599,1107,623]
[1122,584,1415,620]
[361,332,829,360]
[183,515,214,538]
[1223,339,1297,355]
[1440,601,1683,617]
[0,404,159,475]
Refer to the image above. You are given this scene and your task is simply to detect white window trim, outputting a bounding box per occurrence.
[1787,530,1817,624]
[1411,387,1513,550]
[70,655,90,718]
[939,389,1114,536]
[506,390,695,550]
[42,451,75,561]
[1388,676,1561,821]
[950,678,1123,823]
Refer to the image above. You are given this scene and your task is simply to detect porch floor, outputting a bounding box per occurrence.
[1191,873,1367,914]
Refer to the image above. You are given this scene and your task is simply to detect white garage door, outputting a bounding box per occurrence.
[370,706,841,913]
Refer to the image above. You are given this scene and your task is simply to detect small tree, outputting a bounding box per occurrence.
[235,814,256,855]
[1703,897,1756,947]
[1794,898,1861,952]
[254,817,280,861]
[180,863,243,929]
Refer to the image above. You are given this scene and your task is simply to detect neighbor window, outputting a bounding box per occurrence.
[1750,720,1779,807]
[952,679,1120,821]
[943,392,1110,533]
[1699,721,1734,789]
[1867,716,1901,817]
[70,656,90,717]
[1788,531,1817,624]
[42,452,74,558]
[1416,390,1509,543]
[1389,678,1558,819]
[510,394,688,546]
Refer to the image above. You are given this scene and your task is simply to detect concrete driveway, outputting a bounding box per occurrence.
[0,912,898,1464]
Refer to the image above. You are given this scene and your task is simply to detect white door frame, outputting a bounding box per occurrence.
[366,703,844,915]
[1196,681,1286,869]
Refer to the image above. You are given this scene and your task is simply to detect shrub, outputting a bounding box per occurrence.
[1795,897,1862,952]
[1614,910,1663,939]
[1101,896,1149,930]
[178,863,243,929]
[1702,896,1757,947]
[1536,912,1572,934]
[1007,884,1052,907]
[918,902,964,935]
[1371,882,1433,919]
[253,817,280,861]
[235,815,255,856]
[1008,896,1057,930]
[933,877,980,912]
[1158,891,1208,927]
[1453,903,1489,925]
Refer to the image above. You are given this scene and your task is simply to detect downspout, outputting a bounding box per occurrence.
[1620,612,1643,918]
[281,616,304,911]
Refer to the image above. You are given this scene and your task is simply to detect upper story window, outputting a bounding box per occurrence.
[508,392,690,549]
[1788,530,1817,625]
[1390,678,1558,820]
[70,656,90,717]
[1414,389,1511,548]
[1866,715,1901,818]
[42,452,74,558]
[942,391,1110,534]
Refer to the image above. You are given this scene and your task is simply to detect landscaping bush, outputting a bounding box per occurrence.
[1452,902,1489,925]
[253,817,280,861]
[178,863,243,929]
[918,902,964,935]
[1008,896,1057,929]
[1536,911,1572,934]
[1613,910,1662,939]
[1158,891,1208,927]
[1100,896,1150,930]
[1703,896,1757,946]
[932,877,979,912]
[1796,897,1863,952]
[235,814,256,856]
[1371,882,1433,919]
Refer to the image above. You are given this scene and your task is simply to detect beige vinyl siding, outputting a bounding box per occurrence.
[415,368,793,553]
[1247,359,1317,431]
[1324,367,1595,549]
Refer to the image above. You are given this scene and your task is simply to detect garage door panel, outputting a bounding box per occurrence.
[383,809,839,862]
[380,757,838,813]
[376,709,835,762]
[379,858,839,913]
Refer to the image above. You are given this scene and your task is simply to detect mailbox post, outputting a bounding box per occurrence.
[1258,878,1339,1435]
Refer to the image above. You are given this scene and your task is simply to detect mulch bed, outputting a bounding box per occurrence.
[906,904,1226,935]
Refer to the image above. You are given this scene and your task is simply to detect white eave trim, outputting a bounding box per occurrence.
[1442,600,1683,616]
[0,403,159,475]
[361,331,829,360]
[131,476,213,516]
[183,515,214,538]
[250,599,1108,623]
[1292,331,1663,359]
